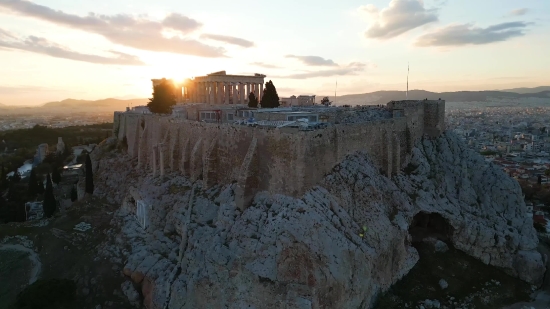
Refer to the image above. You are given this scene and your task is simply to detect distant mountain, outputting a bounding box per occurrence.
[497,86,550,94]
[333,89,550,106]
[0,98,149,115]
[40,98,148,109]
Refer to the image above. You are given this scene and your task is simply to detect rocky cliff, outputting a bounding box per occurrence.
[90,131,544,309]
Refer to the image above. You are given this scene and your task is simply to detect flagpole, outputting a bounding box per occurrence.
[406,62,409,100]
[335,79,337,103]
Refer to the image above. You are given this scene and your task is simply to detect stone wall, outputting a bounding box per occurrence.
[113,100,443,210]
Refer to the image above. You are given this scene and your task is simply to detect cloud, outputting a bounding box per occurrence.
[508,8,528,16]
[285,55,337,66]
[0,0,227,57]
[162,13,202,32]
[415,22,528,46]
[360,0,438,39]
[0,29,144,65]
[277,62,373,79]
[250,62,281,69]
[200,34,254,48]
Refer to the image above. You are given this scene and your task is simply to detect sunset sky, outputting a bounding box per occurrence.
[1,0,549,105]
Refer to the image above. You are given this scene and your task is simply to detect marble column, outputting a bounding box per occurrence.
[224,83,230,104]
[259,83,264,102]
[213,82,217,104]
[206,82,214,104]
[232,83,237,104]
[238,83,244,104]
[255,83,260,101]
[218,82,224,104]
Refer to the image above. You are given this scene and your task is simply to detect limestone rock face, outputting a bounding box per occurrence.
[91,132,544,309]
[393,132,544,284]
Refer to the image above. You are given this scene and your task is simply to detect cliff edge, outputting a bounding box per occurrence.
[89,131,544,308]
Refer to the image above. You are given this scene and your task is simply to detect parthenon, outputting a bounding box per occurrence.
[152,71,266,105]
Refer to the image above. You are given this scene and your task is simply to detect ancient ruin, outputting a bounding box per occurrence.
[114,96,445,211]
[153,71,266,105]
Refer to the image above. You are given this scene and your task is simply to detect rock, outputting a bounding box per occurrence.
[93,131,545,308]
[121,281,140,305]
[435,241,449,253]
[439,279,448,289]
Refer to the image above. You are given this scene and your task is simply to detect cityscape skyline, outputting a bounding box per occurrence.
[0,0,549,105]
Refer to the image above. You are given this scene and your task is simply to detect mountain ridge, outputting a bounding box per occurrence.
[1,87,549,112]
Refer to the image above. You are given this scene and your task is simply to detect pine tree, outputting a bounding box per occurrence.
[248,92,258,108]
[52,168,61,185]
[42,173,56,218]
[260,80,280,108]
[147,79,177,114]
[85,154,94,195]
[28,168,39,196]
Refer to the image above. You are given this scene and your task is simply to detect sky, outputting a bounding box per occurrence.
[0,0,549,106]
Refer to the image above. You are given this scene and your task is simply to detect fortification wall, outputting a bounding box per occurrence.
[424,100,446,137]
[113,100,441,209]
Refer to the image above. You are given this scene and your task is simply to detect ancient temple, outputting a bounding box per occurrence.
[152,71,266,105]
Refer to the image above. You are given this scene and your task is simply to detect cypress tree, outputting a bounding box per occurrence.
[37,179,44,195]
[70,186,78,202]
[28,168,39,196]
[85,154,94,195]
[42,173,56,218]
[248,92,258,108]
[147,79,176,114]
[52,168,61,185]
[260,80,280,108]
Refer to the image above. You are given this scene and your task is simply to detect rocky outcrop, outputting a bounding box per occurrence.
[91,132,544,309]
[394,132,544,284]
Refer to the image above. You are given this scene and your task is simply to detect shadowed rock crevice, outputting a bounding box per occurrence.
[409,212,454,243]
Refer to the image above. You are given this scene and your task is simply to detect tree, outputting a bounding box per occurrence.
[260,80,280,108]
[42,173,56,218]
[85,154,94,195]
[37,179,44,195]
[70,186,77,202]
[52,168,61,185]
[63,142,71,158]
[147,79,176,114]
[28,168,39,196]
[248,92,258,108]
[320,97,331,106]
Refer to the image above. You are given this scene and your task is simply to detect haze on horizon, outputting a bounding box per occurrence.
[0,0,549,106]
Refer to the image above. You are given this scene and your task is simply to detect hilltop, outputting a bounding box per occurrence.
[333,89,550,106]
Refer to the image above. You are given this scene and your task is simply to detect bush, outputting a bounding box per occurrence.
[13,278,76,309]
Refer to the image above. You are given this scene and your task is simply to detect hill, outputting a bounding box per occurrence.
[333,90,550,106]
[498,86,550,94]
[1,98,149,114]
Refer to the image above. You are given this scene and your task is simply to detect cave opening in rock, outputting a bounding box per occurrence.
[409,212,454,243]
